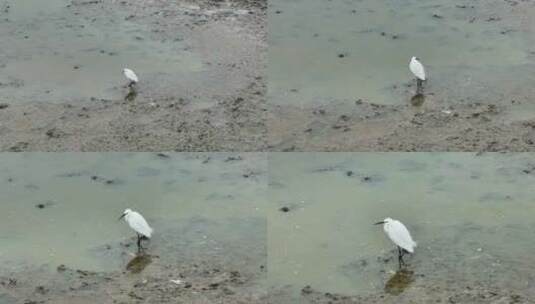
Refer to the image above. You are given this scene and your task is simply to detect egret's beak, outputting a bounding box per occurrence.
[118,213,126,221]
[374,221,385,225]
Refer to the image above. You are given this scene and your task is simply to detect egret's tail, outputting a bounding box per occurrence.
[145,227,153,238]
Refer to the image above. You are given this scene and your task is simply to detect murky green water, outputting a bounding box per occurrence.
[0,0,203,102]
[4,153,535,298]
[0,153,266,272]
[268,153,535,296]
[269,0,535,117]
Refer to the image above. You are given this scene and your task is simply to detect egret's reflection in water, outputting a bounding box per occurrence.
[410,93,425,107]
[385,269,414,295]
[126,254,153,274]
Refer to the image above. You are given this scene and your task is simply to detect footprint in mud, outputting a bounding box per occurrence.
[384,269,414,295]
[410,93,425,106]
[126,254,153,274]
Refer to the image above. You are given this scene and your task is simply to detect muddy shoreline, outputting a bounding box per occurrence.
[269,280,534,304]
[267,0,535,152]
[0,0,267,152]
[0,153,267,303]
[268,99,535,152]
[1,251,267,304]
[0,213,267,304]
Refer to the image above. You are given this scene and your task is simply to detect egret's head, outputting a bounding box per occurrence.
[411,56,418,62]
[374,217,393,225]
[119,208,132,220]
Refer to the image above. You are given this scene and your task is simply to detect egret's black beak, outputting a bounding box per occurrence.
[118,213,126,221]
[374,221,385,225]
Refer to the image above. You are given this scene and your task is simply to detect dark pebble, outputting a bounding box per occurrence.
[302,285,313,295]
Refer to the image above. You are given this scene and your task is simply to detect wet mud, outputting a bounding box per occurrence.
[270,280,533,304]
[1,248,267,304]
[0,0,267,151]
[269,99,535,152]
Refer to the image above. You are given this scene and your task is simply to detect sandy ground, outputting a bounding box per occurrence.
[269,280,534,304]
[268,100,535,152]
[0,0,267,152]
[1,246,267,304]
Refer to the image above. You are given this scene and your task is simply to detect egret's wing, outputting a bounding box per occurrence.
[124,69,139,82]
[410,60,426,80]
[386,220,416,252]
[129,212,153,237]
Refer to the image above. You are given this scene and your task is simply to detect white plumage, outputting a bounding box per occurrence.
[123,209,152,238]
[122,208,152,237]
[376,217,416,268]
[382,217,416,253]
[120,208,153,252]
[123,68,139,83]
[409,57,426,81]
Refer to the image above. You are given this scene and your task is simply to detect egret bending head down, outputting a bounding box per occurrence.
[123,68,139,87]
[375,217,417,268]
[119,208,153,252]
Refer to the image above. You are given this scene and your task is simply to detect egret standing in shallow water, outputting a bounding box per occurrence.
[375,217,417,268]
[119,208,153,252]
[409,57,426,93]
[123,68,139,87]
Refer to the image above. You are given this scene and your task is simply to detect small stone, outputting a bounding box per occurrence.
[279,206,290,213]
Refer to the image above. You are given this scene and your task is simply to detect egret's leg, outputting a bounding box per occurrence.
[416,79,423,94]
[397,247,406,269]
[136,234,143,252]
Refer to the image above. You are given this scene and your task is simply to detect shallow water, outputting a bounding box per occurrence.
[269,0,535,118]
[0,0,203,102]
[268,153,535,296]
[0,153,266,272]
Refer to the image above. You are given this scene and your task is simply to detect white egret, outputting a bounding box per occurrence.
[119,208,153,252]
[409,57,426,93]
[123,68,139,87]
[375,217,417,268]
